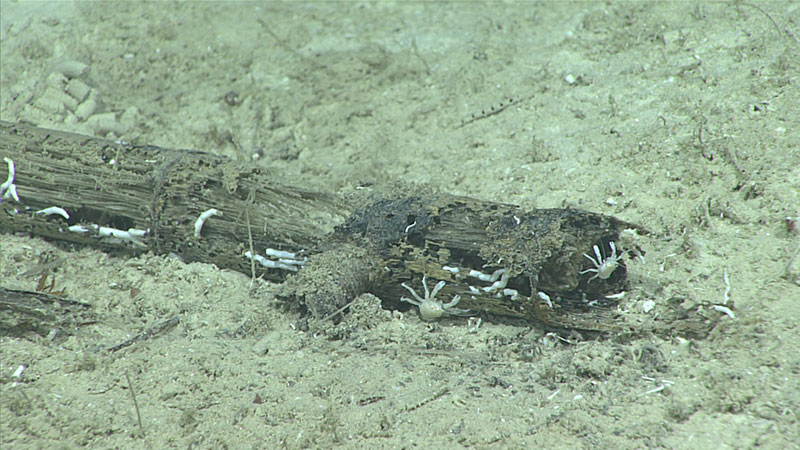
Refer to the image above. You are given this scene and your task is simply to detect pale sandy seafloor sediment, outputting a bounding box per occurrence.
[1,2,798,448]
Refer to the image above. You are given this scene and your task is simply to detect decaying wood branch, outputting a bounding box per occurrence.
[0,120,347,282]
[0,287,94,339]
[283,195,718,337]
[1,121,719,337]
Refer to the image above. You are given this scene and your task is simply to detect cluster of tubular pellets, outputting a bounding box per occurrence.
[440,265,519,301]
[245,248,306,272]
[16,59,134,137]
[68,224,148,247]
[438,265,562,311]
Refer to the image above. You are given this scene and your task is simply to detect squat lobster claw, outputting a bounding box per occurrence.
[580,241,623,281]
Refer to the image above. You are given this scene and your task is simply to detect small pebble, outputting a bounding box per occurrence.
[252,336,271,356]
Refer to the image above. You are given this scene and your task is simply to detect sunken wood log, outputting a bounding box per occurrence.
[1,121,719,337]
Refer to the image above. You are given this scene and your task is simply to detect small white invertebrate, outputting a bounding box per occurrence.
[468,268,505,282]
[98,226,126,238]
[400,275,473,321]
[265,248,297,259]
[638,385,666,396]
[194,208,221,237]
[1,157,15,191]
[1,157,20,202]
[127,228,148,237]
[266,248,306,267]
[483,270,510,293]
[581,242,623,281]
[12,364,25,378]
[68,225,89,233]
[537,291,553,308]
[3,184,19,202]
[35,206,70,220]
[98,226,146,247]
[713,304,735,319]
[467,317,482,333]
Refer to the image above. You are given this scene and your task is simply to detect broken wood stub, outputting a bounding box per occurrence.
[282,194,654,334]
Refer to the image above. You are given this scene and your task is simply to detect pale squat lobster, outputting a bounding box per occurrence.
[581,241,623,281]
[400,275,473,320]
